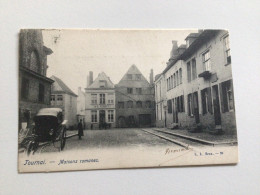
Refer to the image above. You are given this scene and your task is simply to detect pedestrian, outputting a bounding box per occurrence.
[78,119,83,140]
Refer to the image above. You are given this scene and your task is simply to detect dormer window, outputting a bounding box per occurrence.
[224,36,231,64]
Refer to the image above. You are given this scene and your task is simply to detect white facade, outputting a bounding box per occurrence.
[84,72,116,129]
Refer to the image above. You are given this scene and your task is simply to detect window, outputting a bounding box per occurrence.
[57,95,63,105]
[170,75,173,89]
[167,100,172,113]
[179,68,182,84]
[100,94,105,104]
[50,95,55,105]
[118,102,124,108]
[173,73,176,88]
[167,78,169,91]
[127,100,133,108]
[38,84,45,103]
[136,101,142,108]
[91,110,97,122]
[108,94,114,104]
[188,94,193,116]
[50,95,55,101]
[180,95,185,112]
[127,88,133,94]
[145,101,152,108]
[57,95,63,101]
[221,80,234,112]
[176,71,179,86]
[224,36,231,64]
[191,59,197,80]
[135,74,141,80]
[201,88,212,115]
[21,77,29,100]
[127,74,133,80]
[203,51,211,71]
[91,94,97,104]
[99,80,106,88]
[136,88,142,94]
[108,110,114,122]
[156,105,159,120]
[187,62,191,82]
[108,99,114,104]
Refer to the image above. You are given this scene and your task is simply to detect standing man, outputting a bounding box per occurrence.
[78,119,83,140]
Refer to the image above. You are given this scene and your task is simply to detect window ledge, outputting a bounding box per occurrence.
[225,63,231,66]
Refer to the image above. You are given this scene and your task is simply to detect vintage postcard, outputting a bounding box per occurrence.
[18,29,238,173]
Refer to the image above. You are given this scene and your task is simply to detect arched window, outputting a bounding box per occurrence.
[30,51,40,73]
[145,101,151,108]
[127,100,133,108]
[136,101,142,108]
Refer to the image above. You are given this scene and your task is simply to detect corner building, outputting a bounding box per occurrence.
[19,29,53,129]
[155,30,236,134]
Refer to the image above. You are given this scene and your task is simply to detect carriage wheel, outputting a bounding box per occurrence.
[59,127,66,151]
[27,141,36,156]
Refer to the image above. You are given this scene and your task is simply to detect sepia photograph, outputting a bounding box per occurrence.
[18,29,238,173]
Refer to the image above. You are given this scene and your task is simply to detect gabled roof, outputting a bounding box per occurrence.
[87,72,114,89]
[163,30,221,74]
[50,75,77,97]
[117,64,150,87]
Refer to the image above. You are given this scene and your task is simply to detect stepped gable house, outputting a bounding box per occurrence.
[19,29,53,129]
[85,71,116,129]
[115,64,155,128]
[155,30,236,134]
[50,76,78,128]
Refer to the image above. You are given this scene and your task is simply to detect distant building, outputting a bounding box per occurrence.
[50,76,78,128]
[85,72,116,129]
[115,65,155,128]
[19,29,53,129]
[77,87,86,128]
[154,73,167,128]
[155,30,236,134]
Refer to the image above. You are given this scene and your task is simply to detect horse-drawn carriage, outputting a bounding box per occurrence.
[21,108,67,155]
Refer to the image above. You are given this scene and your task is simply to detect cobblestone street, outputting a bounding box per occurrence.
[38,128,180,154]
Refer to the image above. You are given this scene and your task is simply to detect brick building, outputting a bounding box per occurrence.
[19,29,53,129]
[115,65,155,128]
[50,76,78,128]
[155,30,236,134]
[84,72,116,129]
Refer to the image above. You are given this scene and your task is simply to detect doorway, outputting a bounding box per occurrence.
[212,85,221,125]
[193,92,200,124]
[139,114,151,127]
[99,110,105,123]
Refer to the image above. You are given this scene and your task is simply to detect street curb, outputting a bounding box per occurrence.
[153,128,237,146]
[141,129,189,148]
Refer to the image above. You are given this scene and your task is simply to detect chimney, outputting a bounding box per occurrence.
[150,69,154,84]
[170,40,179,59]
[87,71,93,87]
[89,71,93,86]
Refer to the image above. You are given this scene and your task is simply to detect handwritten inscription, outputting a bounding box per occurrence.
[165,147,192,155]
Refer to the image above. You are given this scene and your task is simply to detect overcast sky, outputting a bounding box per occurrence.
[43,29,197,94]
